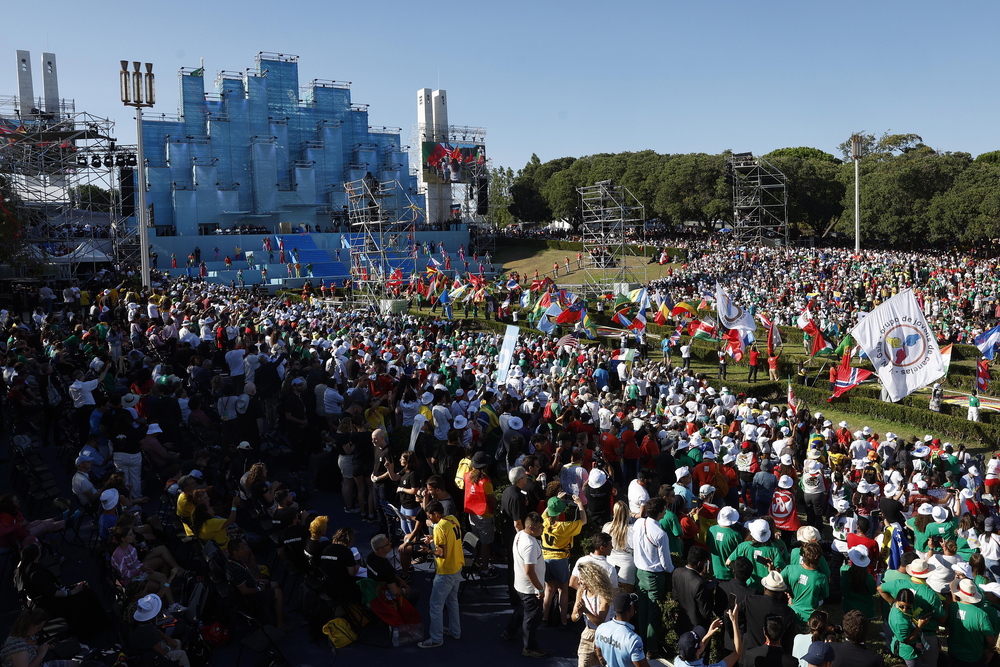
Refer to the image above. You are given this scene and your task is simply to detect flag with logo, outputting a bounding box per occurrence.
[849,289,945,402]
[715,283,756,332]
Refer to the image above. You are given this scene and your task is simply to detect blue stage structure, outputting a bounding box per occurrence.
[139,52,469,287]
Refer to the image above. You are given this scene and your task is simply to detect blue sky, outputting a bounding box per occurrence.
[4,0,998,171]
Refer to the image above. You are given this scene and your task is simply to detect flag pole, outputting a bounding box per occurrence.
[811,358,831,387]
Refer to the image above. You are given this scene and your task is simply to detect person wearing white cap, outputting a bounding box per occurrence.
[728,519,788,592]
[840,546,876,619]
[877,560,945,667]
[946,578,995,667]
[708,506,742,581]
[780,540,828,623]
[130,594,191,665]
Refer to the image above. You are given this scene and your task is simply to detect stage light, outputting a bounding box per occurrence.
[116,155,127,167]
[104,155,114,168]
[77,157,88,167]
[91,156,101,168]
[127,155,137,167]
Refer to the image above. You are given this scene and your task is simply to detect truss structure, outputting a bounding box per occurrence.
[578,180,646,294]
[727,152,788,247]
[345,176,418,309]
[0,94,136,276]
[461,156,494,259]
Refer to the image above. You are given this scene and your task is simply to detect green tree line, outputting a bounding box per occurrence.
[496,132,1000,246]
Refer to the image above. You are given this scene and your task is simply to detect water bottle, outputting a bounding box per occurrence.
[391,627,400,647]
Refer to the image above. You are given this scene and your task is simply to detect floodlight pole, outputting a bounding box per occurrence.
[851,134,862,254]
[120,60,155,290]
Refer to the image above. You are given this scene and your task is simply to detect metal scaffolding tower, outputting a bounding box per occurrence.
[463,156,494,260]
[727,152,788,247]
[0,94,137,278]
[578,180,646,294]
[345,175,417,310]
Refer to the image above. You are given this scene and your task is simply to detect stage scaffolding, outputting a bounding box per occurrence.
[727,152,788,247]
[0,94,137,276]
[345,175,417,309]
[578,180,646,294]
[462,156,494,260]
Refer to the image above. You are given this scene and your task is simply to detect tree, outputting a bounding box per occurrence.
[70,184,115,213]
[837,147,971,246]
[653,153,729,228]
[487,165,516,228]
[509,154,577,222]
[927,157,1000,244]
[764,150,845,236]
[836,131,924,161]
[0,176,32,265]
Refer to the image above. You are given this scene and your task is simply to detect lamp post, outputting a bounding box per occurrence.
[851,133,862,254]
[119,61,155,289]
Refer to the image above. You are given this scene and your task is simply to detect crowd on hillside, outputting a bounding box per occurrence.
[3,240,1000,667]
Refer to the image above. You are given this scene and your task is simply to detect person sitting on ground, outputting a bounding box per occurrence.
[1,608,82,667]
[127,594,190,667]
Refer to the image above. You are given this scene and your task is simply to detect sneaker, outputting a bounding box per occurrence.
[417,640,442,649]
[444,629,461,640]
[522,648,549,659]
[345,507,361,514]
[166,603,187,615]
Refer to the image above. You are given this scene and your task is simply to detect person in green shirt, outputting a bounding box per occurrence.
[674,441,698,470]
[708,506,742,581]
[947,579,996,665]
[728,519,788,592]
[840,546,877,619]
[887,588,925,667]
[927,506,957,543]
[790,526,831,579]
[877,559,945,667]
[780,542,829,623]
[657,488,684,560]
[906,505,936,554]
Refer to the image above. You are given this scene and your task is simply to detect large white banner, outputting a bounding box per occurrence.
[495,324,520,385]
[849,289,945,402]
[715,283,757,332]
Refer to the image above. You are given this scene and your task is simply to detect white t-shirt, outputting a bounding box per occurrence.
[627,479,649,515]
[513,530,545,595]
[226,349,247,377]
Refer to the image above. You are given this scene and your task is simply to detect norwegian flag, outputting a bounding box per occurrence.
[556,333,581,351]
[977,359,991,392]
[828,350,874,401]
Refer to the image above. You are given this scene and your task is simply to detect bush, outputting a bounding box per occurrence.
[495,237,681,259]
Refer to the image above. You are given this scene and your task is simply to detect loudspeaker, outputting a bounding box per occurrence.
[476,177,488,215]
[119,167,135,218]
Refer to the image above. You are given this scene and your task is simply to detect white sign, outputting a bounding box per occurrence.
[495,325,520,385]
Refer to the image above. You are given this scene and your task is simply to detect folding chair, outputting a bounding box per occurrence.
[459,531,489,598]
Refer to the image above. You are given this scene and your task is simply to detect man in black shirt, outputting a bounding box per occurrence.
[742,571,796,653]
[719,557,756,651]
[318,533,360,602]
[367,533,413,599]
[583,468,614,526]
[878,482,906,527]
[673,546,715,636]
[740,614,798,667]
[226,538,284,629]
[501,467,531,602]
[830,610,884,667]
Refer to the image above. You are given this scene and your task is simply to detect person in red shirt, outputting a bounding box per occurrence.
[845,517,879,575]
[747,345,761,382]
[620,421,641,483]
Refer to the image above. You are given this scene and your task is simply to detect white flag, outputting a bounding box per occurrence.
[715,283,757,332]
[849,289,945,402]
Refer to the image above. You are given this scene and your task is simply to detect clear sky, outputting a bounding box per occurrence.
[4,0,998,171]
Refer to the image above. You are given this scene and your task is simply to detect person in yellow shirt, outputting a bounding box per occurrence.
[542,493,586,627]
[175,475,199,536]
[418,500,463,648]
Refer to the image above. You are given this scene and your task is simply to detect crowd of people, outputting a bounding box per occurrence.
[2,236,1000,667]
